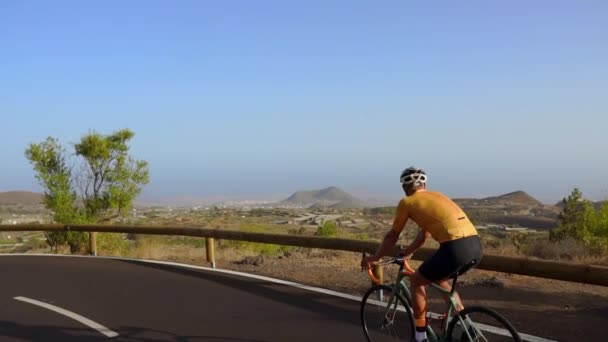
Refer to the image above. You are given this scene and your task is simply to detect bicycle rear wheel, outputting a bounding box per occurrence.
[446,306,522,341]
[361,285,415,342]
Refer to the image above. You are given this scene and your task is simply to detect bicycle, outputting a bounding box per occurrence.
[360,254,522,341]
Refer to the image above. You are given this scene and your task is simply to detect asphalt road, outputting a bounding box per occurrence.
[0,255,364,341]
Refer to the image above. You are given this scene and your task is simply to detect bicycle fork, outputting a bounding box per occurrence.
[380,291,400,328]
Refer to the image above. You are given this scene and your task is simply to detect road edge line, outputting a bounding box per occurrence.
[14,296,119,338]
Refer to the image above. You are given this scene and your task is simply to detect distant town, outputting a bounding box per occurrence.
[0,187,565,234]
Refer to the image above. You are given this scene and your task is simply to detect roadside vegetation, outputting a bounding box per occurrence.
[7,146,608,268]
[24,129,149,254]
[550,188,608,253]
[3,203,606,267]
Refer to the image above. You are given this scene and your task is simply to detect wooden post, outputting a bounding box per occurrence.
[372,264,384,284]
[206,237,216,268]
[89,232,97,256]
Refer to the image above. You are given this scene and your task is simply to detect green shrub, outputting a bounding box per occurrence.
[315,222,337,237]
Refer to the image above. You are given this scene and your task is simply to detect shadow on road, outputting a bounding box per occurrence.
[116,259,361,327]
[0,320,270,341]
[116,259,608,342]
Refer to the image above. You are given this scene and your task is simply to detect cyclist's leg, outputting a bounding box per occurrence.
[414,245,454,329]
[417,240,465,318]
[435,279,464,311]
[409,270,431,329]
[431,236,483,312]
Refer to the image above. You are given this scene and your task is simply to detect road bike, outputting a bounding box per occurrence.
[360,255,522,341]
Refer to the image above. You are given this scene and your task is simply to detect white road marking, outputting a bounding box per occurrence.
[14,296,118,338]
[3,254,557,341]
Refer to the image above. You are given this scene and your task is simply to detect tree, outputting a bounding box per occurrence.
[551,188,608,252]
[25,129,149,253]
[551,188,587,241]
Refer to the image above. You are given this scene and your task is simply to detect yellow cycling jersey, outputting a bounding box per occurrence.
[392,190,477,243]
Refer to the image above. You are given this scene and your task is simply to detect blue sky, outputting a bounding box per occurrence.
[1,0,607,204]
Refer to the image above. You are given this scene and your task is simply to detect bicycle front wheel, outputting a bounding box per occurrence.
[446,306,522,341]
[360,285,415,342]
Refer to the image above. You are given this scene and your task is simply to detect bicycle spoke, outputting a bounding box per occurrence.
[361,285,415,341]
[449,307,521,341]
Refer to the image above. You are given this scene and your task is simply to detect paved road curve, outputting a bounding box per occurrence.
[0,255,364,341]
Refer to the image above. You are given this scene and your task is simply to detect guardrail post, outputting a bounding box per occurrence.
[206,237,216,268]
[372,264,383,285]
[89,232,97,256]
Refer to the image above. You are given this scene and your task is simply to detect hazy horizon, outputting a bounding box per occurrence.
[0,184,600,207]
[1,1,607,205]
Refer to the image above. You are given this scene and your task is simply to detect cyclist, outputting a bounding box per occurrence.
[361,166,482,342]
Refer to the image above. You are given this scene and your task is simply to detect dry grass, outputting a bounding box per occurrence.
[0,191,43,205]
[481,234,608,266]
[92,227,608,268]
[132,236,206,262]
[122,241,608,299]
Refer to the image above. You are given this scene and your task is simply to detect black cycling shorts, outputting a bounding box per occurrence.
[418,235,482,282]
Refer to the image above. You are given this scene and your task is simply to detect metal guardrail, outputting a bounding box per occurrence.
[1,224,607,286]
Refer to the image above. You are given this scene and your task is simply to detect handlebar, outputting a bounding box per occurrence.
[362,253,416,285]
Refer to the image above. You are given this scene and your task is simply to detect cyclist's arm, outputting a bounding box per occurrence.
[399,229,430,257]
[371,229,400,259]
[371,200,408,259]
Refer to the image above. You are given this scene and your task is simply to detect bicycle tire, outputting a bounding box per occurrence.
[361,284,415,342]
[446,306,522,341]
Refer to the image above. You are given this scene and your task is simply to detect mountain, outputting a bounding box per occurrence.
[481,191,542,206]
[452,191,556,229]
[0,191,43,206]
[281,186,366,208]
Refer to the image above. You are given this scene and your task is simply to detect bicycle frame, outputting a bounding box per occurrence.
[370,260,464,342]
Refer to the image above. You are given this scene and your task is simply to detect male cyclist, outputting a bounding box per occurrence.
[361,167,482,342]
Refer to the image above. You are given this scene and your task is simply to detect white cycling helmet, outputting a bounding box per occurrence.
[400,167,427,187]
